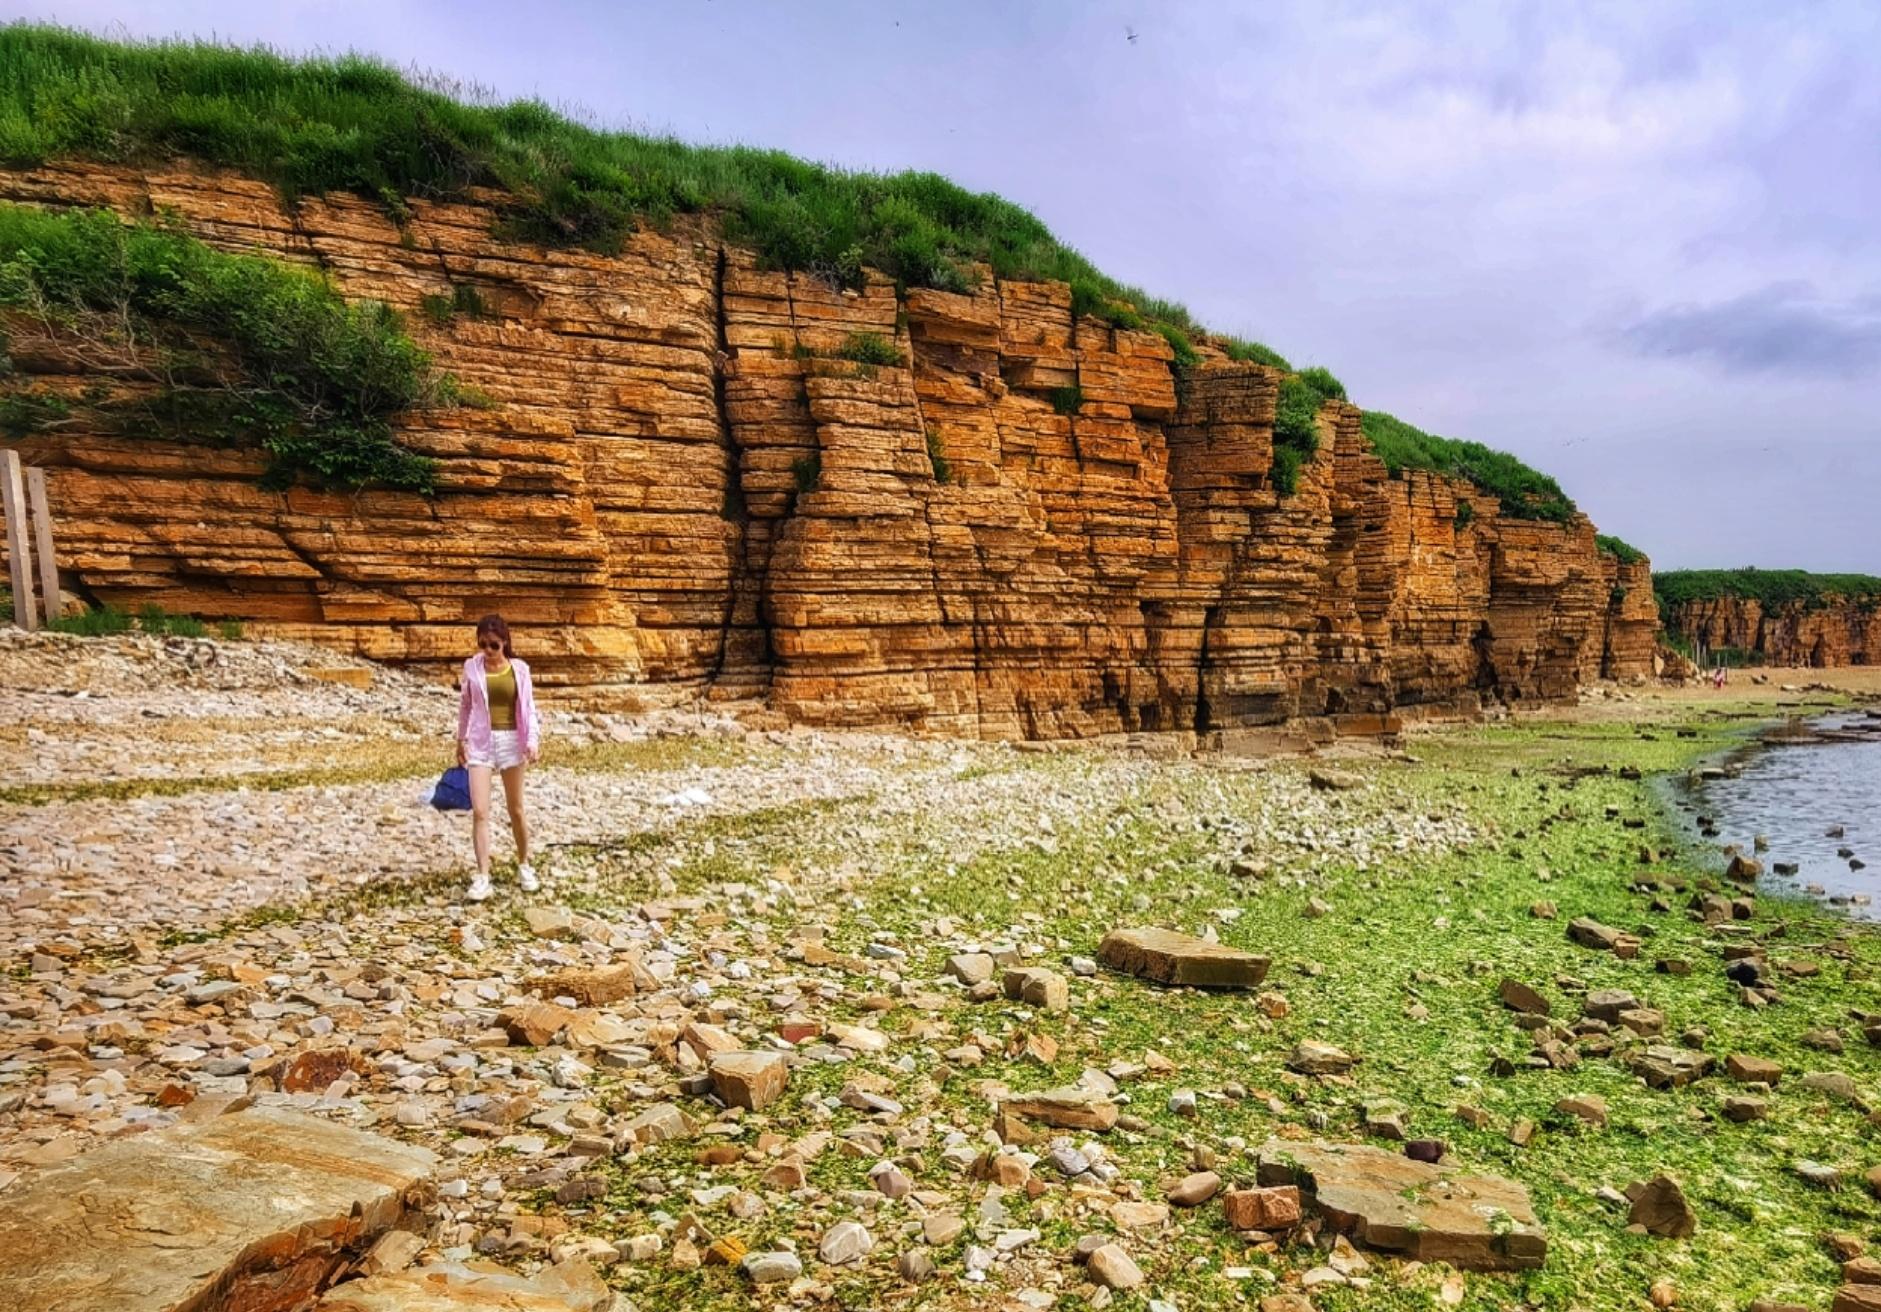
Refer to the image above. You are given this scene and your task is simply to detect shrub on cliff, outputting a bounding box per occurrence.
[0,203,442,491]
[1358,409,1575,523]
[1270,369,1345,495]
[1595,534,1646,565]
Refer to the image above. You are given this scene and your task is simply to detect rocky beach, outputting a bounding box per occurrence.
[6,631,1881,1311]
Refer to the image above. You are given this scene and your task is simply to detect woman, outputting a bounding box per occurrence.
[456,614,542,902]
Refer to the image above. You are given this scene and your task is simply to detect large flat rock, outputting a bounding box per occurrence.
[317,1259,613,1311]
[1257,1139,1545,1271]
[1096,927,1270,989]
[0,1105,438,1312]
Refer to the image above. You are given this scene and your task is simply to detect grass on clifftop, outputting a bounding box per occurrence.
[1655,569,1881,615]
[0,202,444,490]
[1361,409,1577,524]
[1,23,1596,518]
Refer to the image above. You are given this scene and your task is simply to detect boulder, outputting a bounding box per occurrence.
[946,953,996,985]
[0,1107,436,1312]
[1630,1045,1714,1089]
[1255,1139,1545,1270]
[1626,1174,1697,1238]
[317,1259,612,1310]
[1003,966,1069,1012]
[1166,1170,1221,1206]
[1726,1054,1782,1085]
[999,1088,1118,1132]
[1567,917,1639,955]
[1582,989,1640,1023]
[1497,978,1551,1015]
[500,1001,577,1047]
[529,955,657,1006]
[709,1051,789,1111]
[1288,1039,1356,1076]
[1097,927,1269,989]
[1223,1185,1303,1231]
[1086,1243,1145,1290]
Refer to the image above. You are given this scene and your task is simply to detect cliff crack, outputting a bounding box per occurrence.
[709,244,755,684]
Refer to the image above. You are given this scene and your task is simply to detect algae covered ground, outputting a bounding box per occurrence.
[548,704,1881,1312]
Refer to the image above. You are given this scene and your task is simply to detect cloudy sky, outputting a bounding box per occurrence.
[16,0,1880,569]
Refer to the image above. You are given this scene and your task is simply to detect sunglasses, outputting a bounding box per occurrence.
[479,639,504,651]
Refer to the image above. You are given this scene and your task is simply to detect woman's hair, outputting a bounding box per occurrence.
[475,614,514,659]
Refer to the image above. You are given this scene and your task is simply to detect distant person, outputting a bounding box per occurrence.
[456,614,542,901]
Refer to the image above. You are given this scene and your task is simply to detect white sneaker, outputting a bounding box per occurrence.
[466,873,493,903]
[517,863,540,893]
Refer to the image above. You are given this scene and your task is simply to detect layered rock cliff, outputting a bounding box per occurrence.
[0,164,1655,737]
[1665,596,1876,668]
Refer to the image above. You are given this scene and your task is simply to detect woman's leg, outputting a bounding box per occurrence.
[500,763,529,867]
[469,764,494,875]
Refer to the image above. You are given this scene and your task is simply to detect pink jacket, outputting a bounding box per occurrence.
[458,654,540,759]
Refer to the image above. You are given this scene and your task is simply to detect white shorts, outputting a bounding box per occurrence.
[468,730,526,770]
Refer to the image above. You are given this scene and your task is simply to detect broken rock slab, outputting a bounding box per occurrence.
[0,1105,437,1312]
[1098,927,1270,989]
[1000,1087,1119,1133]
[1255,1139,1545,1271]
[317,1259,613,1311]
[1630,1045,1715,1089]
[529,955,658,1006]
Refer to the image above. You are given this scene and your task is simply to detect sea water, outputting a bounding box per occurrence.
[1681,710,1881,918]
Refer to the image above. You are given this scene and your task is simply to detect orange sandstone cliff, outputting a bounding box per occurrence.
[0,164,1656,737]
[1665,596,1876,669]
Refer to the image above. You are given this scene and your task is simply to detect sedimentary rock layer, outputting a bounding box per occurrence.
[1665,596,1876,668]
[0,164,1655,735]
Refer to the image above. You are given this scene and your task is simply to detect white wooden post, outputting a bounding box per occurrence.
[1,449,38,630]
[26,466,59,622]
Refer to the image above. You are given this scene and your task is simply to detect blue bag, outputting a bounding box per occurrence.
[429,765,472,812]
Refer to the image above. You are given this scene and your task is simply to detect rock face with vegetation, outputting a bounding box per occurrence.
[0,29,1656,736]
[1658,570,1879,668]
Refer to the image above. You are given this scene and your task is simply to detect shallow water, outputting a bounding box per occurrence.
[1675,710,1881,917]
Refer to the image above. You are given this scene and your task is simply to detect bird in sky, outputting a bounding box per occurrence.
[1125,26,1139,44]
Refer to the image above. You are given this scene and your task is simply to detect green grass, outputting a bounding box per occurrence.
[0,202,444,490]
[1596,534,1646,565]
[45,603,133,635]
[1655,569,1881,615]
[1222,336,1292,370]
[1361,408,1577,523]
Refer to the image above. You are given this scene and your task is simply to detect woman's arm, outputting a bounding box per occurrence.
[456,668,472,765]
[519,661,541,762]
